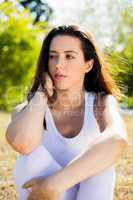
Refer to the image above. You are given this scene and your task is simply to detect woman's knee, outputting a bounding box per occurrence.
[76,167,116,200]
[13,145,62,181]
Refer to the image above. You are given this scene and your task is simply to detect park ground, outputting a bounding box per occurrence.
[0,112,132,200]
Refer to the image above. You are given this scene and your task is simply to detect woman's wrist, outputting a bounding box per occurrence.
[49,169,74,192]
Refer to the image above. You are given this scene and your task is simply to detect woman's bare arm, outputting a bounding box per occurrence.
[5,91,47,154]
[48,94,128,191]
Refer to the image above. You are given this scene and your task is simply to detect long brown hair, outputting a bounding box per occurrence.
[27,25,122,128]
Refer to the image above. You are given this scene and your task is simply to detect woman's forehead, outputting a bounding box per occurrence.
[49,35,82,52]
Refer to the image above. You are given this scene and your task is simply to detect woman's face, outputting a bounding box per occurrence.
[48,35,93,91]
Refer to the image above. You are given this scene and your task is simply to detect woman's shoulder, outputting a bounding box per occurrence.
[92,93,119,131]
[11,100,28,121]
[93,92,118,108]
[86,90,119,110]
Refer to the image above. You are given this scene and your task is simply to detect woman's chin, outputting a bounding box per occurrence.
[55,84,69,91]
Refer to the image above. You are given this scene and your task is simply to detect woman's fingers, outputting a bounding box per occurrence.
[22,179,35,189]
[43,72,54,97]
[27,193,36,200]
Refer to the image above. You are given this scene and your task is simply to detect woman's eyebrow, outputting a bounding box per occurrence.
[49,50,78,54]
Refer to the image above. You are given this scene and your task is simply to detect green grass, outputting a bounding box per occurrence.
[0,112,133,200]
[127,96,133,109]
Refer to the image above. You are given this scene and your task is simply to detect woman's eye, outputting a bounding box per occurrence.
[66,55,75,59]
[49,54,75,60]
[49,55,56,59]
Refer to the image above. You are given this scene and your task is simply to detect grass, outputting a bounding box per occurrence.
[0,112,133,200]
[127,96,133,109]
[114,115,133,200]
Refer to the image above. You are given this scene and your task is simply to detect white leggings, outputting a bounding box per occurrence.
[13,145,116,200]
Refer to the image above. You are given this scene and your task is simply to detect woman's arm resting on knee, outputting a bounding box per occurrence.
[5,92,47,154]
[50,95,128,191]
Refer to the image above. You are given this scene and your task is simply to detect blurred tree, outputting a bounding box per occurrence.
[20,0,53,24]
[106,6,133,97]
[0,1,48,111]
[104,5,133,107]
[72,0,129,48]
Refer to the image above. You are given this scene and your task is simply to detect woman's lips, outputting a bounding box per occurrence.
[54,74,67,80]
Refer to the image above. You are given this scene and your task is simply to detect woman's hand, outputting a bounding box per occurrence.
[22,175,65,200]
[38,72,57,106]
[43,72,55,98]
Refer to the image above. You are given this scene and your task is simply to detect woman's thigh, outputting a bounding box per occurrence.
[76,167,116,200]
[13,145,78,200]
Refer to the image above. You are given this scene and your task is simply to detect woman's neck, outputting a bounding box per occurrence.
[51,87,85,111]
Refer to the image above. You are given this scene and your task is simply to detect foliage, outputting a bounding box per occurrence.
[20,0,53,24]
[105,6,133,102]
[0,1,48,111]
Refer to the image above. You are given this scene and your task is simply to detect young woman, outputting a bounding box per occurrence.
[6,25,128,200]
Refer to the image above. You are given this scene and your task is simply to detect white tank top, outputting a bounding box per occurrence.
[42,91,102,167]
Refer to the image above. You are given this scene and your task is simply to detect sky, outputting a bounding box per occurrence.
[45,0,133,47]
[0,0,132,47]
[46,0,133,24]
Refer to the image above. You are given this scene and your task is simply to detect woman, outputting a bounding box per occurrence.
[6,25,128,200]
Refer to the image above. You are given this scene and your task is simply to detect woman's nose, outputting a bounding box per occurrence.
[55,58,65,70]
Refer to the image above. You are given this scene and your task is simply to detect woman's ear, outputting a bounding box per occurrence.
[85,59,94,73]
